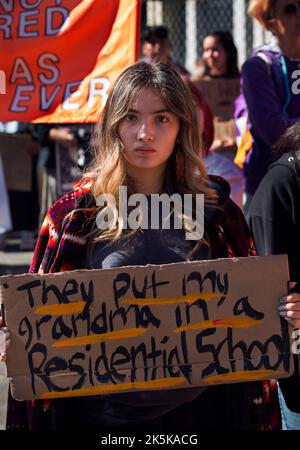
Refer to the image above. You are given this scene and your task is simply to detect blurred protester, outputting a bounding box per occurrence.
[236,0,300,212]
[192,32,240,157]
[192,31,240,81]
[186,80,244,208]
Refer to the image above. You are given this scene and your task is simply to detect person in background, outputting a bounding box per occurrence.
[192,32,240,160]
[141,25,190,76]
[0,151,12,249]
[186,80,244,208]
[237,0,300,212]
[248,122,300,429]
[35,124,92,226]
[1,62,283,431]
[192,31,240,81]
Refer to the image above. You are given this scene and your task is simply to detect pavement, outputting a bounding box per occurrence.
[0,232,34,276]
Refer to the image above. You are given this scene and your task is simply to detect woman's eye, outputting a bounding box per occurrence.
[126,114,137,122]
[156,115,168,123]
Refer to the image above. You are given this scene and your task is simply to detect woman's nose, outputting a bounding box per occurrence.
[137,121,154,142]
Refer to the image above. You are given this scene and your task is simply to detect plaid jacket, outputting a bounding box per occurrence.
[8,177,281,430]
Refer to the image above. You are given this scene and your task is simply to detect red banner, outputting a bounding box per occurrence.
[0,0,141,123]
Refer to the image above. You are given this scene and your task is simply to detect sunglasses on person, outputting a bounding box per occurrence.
[282,2,300,15]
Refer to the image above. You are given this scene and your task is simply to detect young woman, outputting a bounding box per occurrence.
[248,122,300,429]
[192,31,240,80]
[238,0,300,210]
[0,62,292,431]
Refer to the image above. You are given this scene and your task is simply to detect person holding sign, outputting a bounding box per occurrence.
[141,26,190,77]
[0,62,291,431]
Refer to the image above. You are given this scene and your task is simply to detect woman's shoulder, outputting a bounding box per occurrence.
[250,152,300,213]
[242,45,281,73]
[208,174,230,204]
[266,152,300,188]
[47,179,94,228]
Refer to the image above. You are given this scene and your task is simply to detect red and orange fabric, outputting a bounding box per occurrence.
[0,0,141,123]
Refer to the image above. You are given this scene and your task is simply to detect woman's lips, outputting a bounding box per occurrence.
[135,147,156,154]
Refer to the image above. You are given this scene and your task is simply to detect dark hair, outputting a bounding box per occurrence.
[141,25,169,45]
[203,31,240,78]
[272,122,300,160]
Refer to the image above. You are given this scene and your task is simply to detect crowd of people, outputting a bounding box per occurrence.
[1,0,300,432]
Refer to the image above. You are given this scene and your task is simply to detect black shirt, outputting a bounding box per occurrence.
[248,151,300,283]
[81,218,209,426]
[248,151,300,413]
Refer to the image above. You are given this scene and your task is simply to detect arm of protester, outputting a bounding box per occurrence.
[48,127,78,149]
[210,137,235,152]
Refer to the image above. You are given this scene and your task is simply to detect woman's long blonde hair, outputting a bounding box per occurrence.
[248,0,278,29]
[84,62,217,243]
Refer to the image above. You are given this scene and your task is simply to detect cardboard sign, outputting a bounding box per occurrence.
[0,0,141,123]
[0,133,34,192]
[213,119,236,142]
[0,255,293,401]
[196,78,240,120]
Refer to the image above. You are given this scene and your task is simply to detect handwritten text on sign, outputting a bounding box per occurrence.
[0,256,292,400]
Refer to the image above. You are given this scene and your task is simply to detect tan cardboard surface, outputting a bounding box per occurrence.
[0,255,293,400]
[196,78,240,120]
[0,134,35,192]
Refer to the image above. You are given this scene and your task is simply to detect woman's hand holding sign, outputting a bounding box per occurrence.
[279,293,300,328]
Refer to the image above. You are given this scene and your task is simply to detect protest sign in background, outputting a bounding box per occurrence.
[0,255,293,401]
[195,78,240,121]
[0,0,141,123]
[0,133,35,192]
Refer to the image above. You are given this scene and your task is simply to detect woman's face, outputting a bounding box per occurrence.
[118,87,180,174]
[202,36,227,76]
[271,0,300,38]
